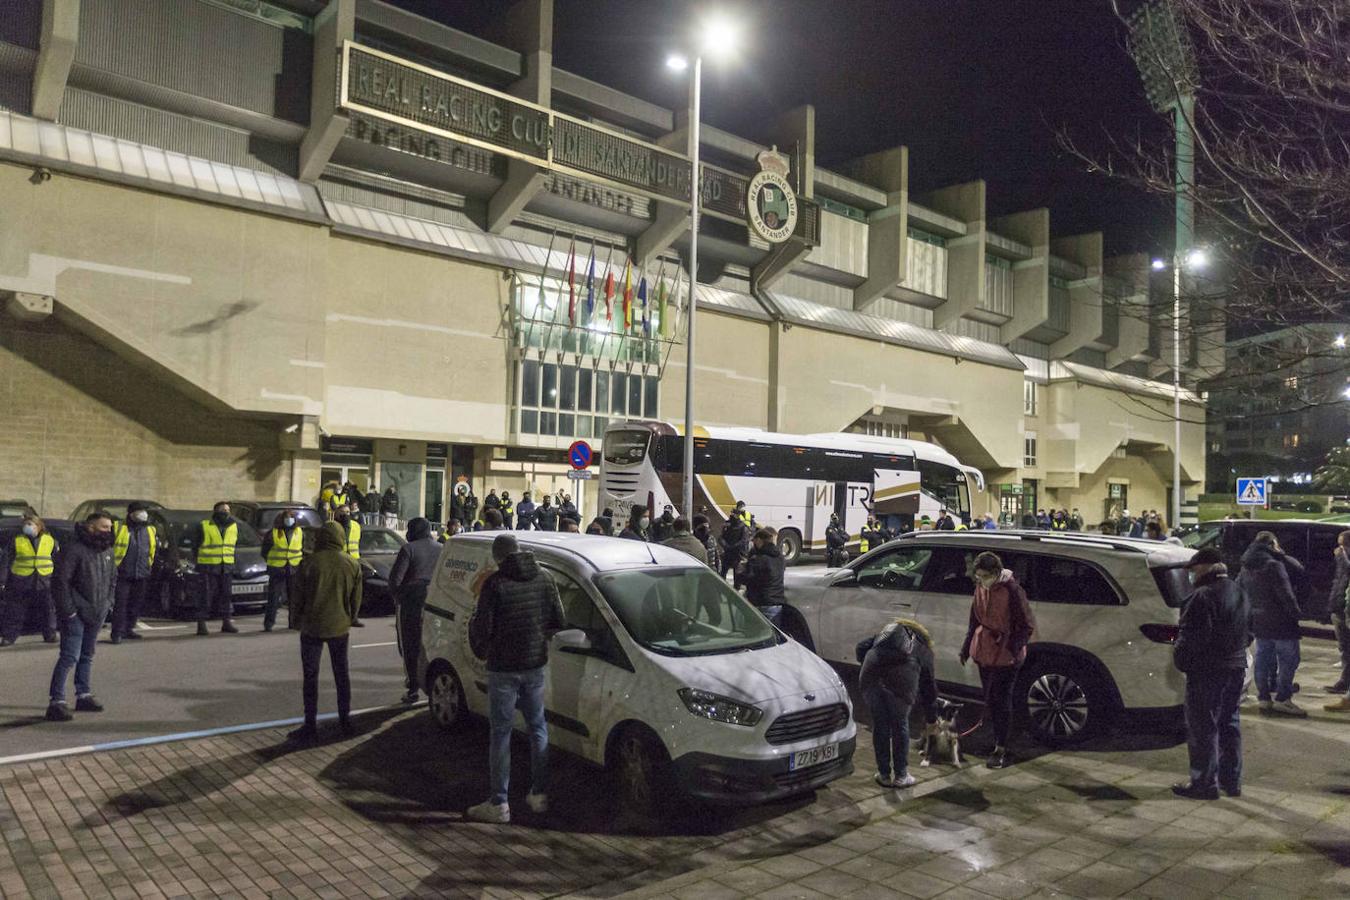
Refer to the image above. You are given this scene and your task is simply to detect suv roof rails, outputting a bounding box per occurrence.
[910,529,1160,555]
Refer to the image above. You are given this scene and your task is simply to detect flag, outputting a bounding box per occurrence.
[538,230,555,317]
[603,256,615,322]
[621,257,633,330]
[565,236,577,325]
[656,262,670,337]
[584,241,596,317]
[637,271,649,336]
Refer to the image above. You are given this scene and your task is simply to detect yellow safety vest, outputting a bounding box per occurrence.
[345,520,361,559]
[859,532,870,554]
[956,523,968,531]
[266,527,303,568]
[10,533,55,577]
[197,520,238,566]
[113,523,157,566]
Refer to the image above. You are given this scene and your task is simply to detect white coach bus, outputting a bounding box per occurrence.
[598,420,985,563]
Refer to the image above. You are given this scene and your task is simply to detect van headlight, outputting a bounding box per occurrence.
[677,688,763,727]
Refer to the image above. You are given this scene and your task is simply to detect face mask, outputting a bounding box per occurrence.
[22,524,37,538]
[283,516,295,527]
[213,510,230,525]
[131,510,148,523]
[975,573,997,590]
[640,517,651,529]
[88,529,114,550]
[336,513,349,524]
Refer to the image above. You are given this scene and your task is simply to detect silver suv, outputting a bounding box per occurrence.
[781,531,1196,746]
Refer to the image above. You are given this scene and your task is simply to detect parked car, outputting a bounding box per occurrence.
[68,498,164,522]
[357,526,406,615]
[1184,519,1347,621]
[420,533,855,812]
[0,517,76,634]
[152,510,269,618]
[781,530,1197,747]
[0,500,36,518]
[229,501,326,534]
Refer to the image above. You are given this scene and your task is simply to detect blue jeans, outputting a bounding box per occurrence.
[1253,638,1300,702]
[863,686,911,780]
[1185,668,1245,792]
[487,666,549,806]
[49,615,99,703]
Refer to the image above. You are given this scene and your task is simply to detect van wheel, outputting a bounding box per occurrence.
[611,725,676,818]
[1017,657,1110,747]
[778,529,803,565]
[427,663,466,732]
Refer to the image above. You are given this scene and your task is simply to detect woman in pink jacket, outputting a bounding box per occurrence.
[960,551,1035,769]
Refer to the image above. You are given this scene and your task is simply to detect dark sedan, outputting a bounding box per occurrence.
[357,527,406,615]
[152,510,270,619]
[69,499,165,522]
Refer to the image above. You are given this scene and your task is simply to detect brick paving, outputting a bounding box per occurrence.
[0,641,1346,899]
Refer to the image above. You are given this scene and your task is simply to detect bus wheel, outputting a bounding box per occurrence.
[777,529,803,565]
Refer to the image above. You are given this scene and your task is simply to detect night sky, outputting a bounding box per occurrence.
[387,0,1171,255]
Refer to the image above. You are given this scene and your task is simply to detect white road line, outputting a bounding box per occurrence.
[352,641,397,649]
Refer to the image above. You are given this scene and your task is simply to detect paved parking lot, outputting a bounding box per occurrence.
[0,636,1347,899]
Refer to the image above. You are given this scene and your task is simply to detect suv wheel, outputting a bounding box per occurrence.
[427,664,466,732]
[1018,657,1110,747]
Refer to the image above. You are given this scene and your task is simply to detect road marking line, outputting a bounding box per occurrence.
[0,701,424,767]
[352,641,397,649]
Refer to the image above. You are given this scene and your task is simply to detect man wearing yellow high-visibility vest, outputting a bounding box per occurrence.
[334,504,365,628]
[260,509,304,633]
[194,501,239,636]
[110,502,157,644]
[0,513,59,645]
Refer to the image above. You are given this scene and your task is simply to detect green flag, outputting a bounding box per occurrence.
[656,261,669,337]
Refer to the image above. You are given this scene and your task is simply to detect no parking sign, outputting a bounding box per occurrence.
[568,440,594,470]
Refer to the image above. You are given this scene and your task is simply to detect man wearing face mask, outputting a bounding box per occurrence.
[535,495,558,532]
[825,514,848,568]
[47,512,117,721]
[619,506,650,541]
[1171,547,1251,799]
[194,501,239,636]
[499,491,515,530]
[0,514,59,645]
[333,504,365,627]
[261,509,304,632]
[390,517,441,704]
[110,502,157,643]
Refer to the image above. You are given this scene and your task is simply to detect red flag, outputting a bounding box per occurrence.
[621,258,634,330]
[565,237,577,325]
[603,267,615,321]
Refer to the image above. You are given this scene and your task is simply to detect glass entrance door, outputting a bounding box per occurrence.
[425,470,445,524]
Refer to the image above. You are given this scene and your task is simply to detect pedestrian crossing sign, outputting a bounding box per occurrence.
[1236,477,1267,506]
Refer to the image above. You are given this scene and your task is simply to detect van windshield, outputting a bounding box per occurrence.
[595,567,782,656]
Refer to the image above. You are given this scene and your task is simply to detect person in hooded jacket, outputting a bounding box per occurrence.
[1324,531,1350,704]
[466,534,564,824]
[558,494,581,530]
[483,489,501,521]
[742,528,786,627]
[619,507,650,541]
[598,507,615,536]
[1171,548,1251,800]
[825,514,849,568]
[47,512,116,721]
[390,517,441,704]
[960,551,1034,769]
[856,618,939,788]
[288,521,362,741]
[260,509,304,632]
[692,515,720,572]
[380,484,401,528]
[650,506,676,543]
[719,514,748,582]
[515,493,537,531]
[535,495,559,532]
[1239,531,1307,716]
[661,517,707,564]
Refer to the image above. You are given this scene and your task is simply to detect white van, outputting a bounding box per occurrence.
[416,532,856,810]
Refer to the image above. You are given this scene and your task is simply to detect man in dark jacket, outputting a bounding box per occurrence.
[1172,548,1251,800]
[1324,531,1350,698]
[598,507,615,536]
[381,485,401,528]
[47,512,117,721]
[288,522,362,741]
[692,515,720,572]
[856,619,938,788]
[619,507,649,541]
[390,517,441,705]
[825,514,849,568]
[260,509,304,632]
[110,501,156,643]
[661,517,707,564]
[193,501,239,636]
[558,494,581,530]
[534,495,558,532]
[467,534,564,824]
[935,509,956,532]
[1239,532,1306,716]
[742,528,786,627]
[650,505,676,543]
[719,515,748,582]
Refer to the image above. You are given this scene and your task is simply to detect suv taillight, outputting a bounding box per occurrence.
[1139,624,1179,644]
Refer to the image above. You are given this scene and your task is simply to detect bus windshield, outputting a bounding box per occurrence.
[603,429,650,467]
[918,460,970,518]
[595,567,782,657]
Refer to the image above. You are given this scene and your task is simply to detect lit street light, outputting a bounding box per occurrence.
[670,13,741,518]
[1151,249,1208,532]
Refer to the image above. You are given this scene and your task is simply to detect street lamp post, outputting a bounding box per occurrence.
[1155,246,1206,531]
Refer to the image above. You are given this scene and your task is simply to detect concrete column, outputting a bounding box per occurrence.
[842,146,908,313]
[1049,232,1105,359]
[923,181,986,330]
[767,321,783,431]
[483,0,553,234]
[31,0,80,121]
[297,0,354,183]
[1105,254,1151,369]
[993,208,1050,344]
[751,105,816,292]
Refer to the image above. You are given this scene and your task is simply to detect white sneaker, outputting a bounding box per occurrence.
[525,791,548,814]
[466,801,509,823]
[1270,700,1308,718]
[1257,699,1273,712]
[893,773,917,788]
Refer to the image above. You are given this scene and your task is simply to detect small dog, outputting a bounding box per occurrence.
[918,699,964,768]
